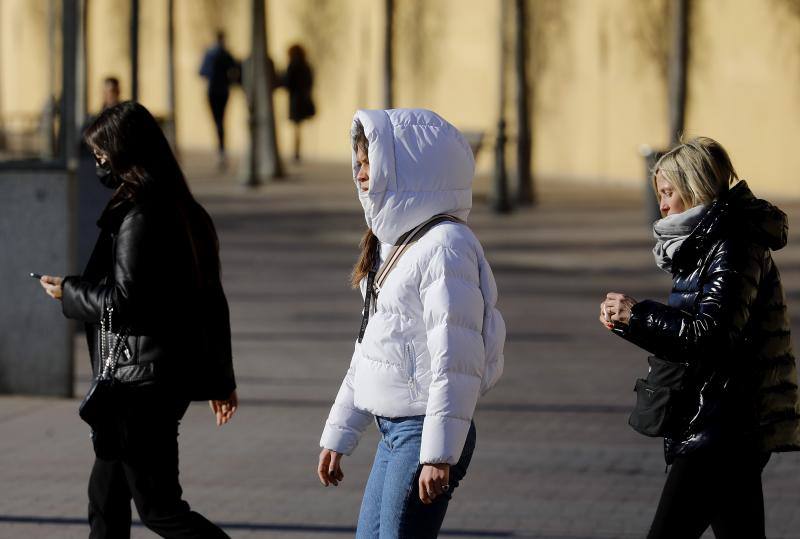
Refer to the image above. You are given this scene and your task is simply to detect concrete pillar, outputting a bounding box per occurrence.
[0,169,76,397]
[0,0,81,396]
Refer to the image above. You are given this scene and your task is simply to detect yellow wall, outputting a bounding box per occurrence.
[0,0,58,117]
[3,0,800,198]
[533,0,668,184]
[687,0,800,197]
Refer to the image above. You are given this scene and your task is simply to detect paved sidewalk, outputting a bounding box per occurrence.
[2,155,800,538]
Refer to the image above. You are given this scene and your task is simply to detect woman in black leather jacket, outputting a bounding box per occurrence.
[600,137,800,539]
[38,101,236,538]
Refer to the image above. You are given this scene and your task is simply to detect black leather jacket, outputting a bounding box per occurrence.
[616,181,800,462]
[62,196,236,401]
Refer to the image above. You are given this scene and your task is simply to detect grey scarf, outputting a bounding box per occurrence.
[652,204,708,272]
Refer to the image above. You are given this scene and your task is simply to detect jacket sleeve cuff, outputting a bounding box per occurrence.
[319,403,373,455]
[61,275,98,322]
[420,414,471,465]
[611,300,659,354]
[320,422,362,456]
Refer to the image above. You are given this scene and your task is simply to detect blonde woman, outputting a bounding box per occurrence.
[317,109,505,538]
[600,137,800,538]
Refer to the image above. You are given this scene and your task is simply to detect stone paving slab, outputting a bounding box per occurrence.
[2,156,800,538]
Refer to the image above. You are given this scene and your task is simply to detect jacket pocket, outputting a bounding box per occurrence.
[629,378,673,437]
[405,342,419,401]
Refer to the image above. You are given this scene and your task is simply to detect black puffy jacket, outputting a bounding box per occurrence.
[62,196,236,401]
[616,181,800,462]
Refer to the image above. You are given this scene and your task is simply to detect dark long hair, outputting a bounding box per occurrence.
[350,120,379,288]
[83,101,221,287]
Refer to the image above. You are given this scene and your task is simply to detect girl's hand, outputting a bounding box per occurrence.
[602,292,638,326]
[209,390,238,426]
[318,448,344,486]
[39,275,64,300]
[419,463,450,504]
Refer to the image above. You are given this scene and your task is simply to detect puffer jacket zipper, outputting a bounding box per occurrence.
[406,342,419,400]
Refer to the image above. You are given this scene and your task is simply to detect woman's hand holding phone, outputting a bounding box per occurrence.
[38,275,64,300]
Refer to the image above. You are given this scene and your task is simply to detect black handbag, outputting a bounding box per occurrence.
[79,301,129,429]
[628,355,690,437]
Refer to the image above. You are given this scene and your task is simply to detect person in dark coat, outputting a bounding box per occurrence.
[38,101,237,539]
[281,44,315,161]
[200,31,240,169]
[600,137,800,539]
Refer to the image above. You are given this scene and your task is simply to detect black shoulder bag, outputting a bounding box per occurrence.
[628,355,690,437]
[78,300,130,430]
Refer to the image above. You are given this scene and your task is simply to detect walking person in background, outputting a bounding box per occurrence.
[100,76,121,110]
[200,31,240,170]
[38,101,237,539]
[600,137,800,538]
[76,75,124,268]
[280,44,315,161]
[317,109,505,538]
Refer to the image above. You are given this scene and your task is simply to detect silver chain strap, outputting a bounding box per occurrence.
[99,303,129,380]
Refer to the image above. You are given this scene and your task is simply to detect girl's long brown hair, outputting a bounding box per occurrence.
[351,229,379,288]
[350,120,379,288]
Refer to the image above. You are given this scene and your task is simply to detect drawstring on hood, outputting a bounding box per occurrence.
[352,109,474,245]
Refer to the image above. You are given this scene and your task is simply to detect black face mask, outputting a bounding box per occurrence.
[95,161,121,189]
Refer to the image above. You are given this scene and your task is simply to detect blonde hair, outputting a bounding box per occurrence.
[652,136,739,207]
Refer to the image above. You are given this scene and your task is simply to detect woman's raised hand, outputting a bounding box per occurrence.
[209,390,238,426]
[39,275,63,300]
[318,448,344,487]
[600,292,637,328]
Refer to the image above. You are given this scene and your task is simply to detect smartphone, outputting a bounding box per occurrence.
[30,272,43,280]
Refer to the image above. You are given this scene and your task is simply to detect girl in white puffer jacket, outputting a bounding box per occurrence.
[317,109,505,538]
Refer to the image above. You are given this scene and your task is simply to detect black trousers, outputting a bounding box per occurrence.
[208,92,229,153]
[648,444,771,539]
[88,386,229,539]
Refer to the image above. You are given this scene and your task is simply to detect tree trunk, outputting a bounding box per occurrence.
[42,0,57,159]
[493,0,511,214]
[130,0,139,102]
[514,0,534,205]
[165,0,178,154]
[244,0,283,185]
[0,4,6,150]
[77,0,87,124]
[62,0,79,168]
[383,0,394,109]
[668,0,689,146]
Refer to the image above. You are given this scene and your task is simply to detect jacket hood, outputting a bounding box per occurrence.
[726,181,788,251]
[673,181,787,271]
[352,109,474,244]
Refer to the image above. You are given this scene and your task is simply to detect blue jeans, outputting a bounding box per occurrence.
[356,416,477,539]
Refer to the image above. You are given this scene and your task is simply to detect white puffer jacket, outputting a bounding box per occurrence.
[319,109,505,465]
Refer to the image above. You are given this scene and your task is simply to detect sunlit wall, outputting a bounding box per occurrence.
[2,0,800,197]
